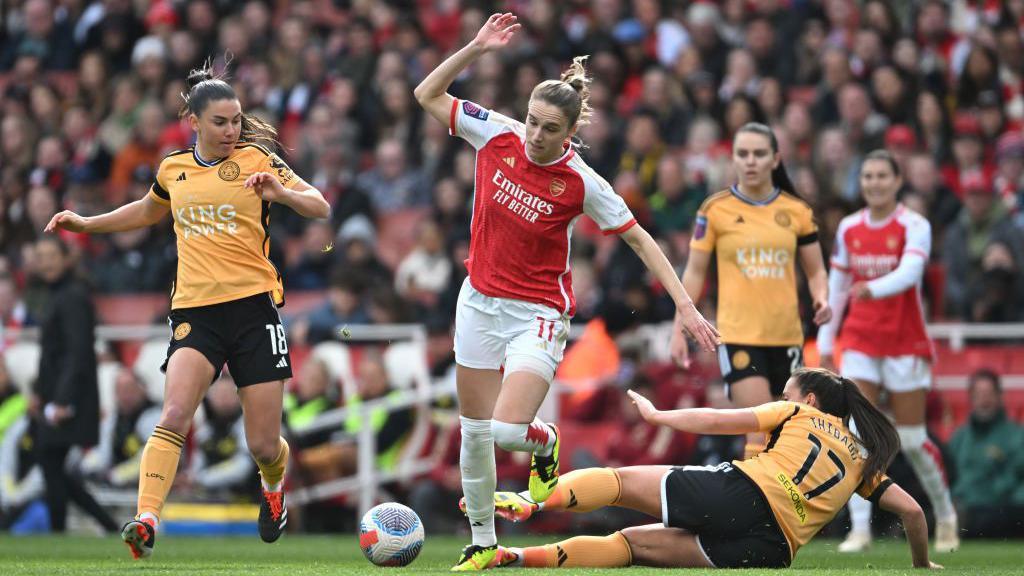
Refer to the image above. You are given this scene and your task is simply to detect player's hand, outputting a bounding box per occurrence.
[678,303,720,353]
[670,329,690,369]
[850,281,873,301]
[812,297,832,325]
[819,354,836,372]
[627,389,660,425]
[44,210,88,233]
[246,172,287,203]
[472,13,520,52]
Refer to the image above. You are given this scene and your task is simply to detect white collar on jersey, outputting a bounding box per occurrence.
[862,204,904,229]
[523,141,574,167]
[193,147,227,167]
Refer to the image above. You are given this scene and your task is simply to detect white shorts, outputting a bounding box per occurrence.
[453,278,569,383]
[840,349,931,393]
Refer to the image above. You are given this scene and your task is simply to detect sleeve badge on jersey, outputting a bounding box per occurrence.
[693,215,708,240]
[462,101,489,121]
[268,153,295,184]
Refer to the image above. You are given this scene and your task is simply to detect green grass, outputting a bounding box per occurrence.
[0,535,1017,575]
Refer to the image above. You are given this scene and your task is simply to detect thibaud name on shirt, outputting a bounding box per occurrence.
[177,204,239,239]
[492,169,555,224]
[736,247,790,279]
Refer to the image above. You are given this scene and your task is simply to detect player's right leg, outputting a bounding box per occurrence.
[836,351,883,553]
[124,347,215,559]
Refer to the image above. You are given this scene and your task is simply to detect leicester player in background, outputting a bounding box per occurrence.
[415,12,719,571]
[670,123,831,460]
[483,368,942,571]
[45,61,329,558]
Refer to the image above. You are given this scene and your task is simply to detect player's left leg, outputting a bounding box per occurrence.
[497,524,711,569]
[238,379,290,543]
[492,367,559,503]
[887,358,958,552]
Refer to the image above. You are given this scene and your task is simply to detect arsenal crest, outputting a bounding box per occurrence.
[550,178,566,197]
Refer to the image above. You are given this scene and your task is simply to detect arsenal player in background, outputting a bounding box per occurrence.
[414,12,718,571]
[818,150,960,554]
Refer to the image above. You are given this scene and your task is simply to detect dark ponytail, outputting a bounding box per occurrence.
[735,122,798,195]
[793,368,901,481]
[179,57,280,146]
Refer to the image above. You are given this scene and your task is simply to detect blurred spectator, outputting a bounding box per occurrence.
[106,100,166,206]
[284,357,337,449]
[913,90,952,163]
[838,82,887,153]
[0,406,45,532]
[0,0,77,71]
[648,155,704,235]
[618,113,665,196]
[944,113,993,198]
[356,139,430,214]
[79,368,161,487]
[0,274,31,351]
[994,132,1024,215]
[91,210,174,293]
[943,173,1024,320]
[289,270,369,347]
[394,220,452,313]
[334,215,392,290]
[0,359,26,440]
[285,221,336,291]
[905,153,962,244]
[181,373,255,499]
[947,370,1024,538]
[31,236,117,533]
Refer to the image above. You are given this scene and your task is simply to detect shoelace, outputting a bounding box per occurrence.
[263,490,284,521]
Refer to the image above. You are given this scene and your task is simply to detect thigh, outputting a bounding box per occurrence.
[161,347,216,434]
[719,345,775,401]
[162,306,227,383]
[226,294,293,387]
[492,370,548,423]
[613,466,673,519]
[237,379,285,444]
[502,302,569,385]
[456,364,502,420]
[727,375,773,408]
[621,524,713,568]
[453,280,506,371]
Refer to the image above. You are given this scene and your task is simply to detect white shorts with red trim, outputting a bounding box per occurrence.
[453,277,569,383]
[840,349,931,392]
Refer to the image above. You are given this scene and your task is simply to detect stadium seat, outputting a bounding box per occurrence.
[383,341,427,391]
[97,360,122,417]
[134,339,169,401]
[310,341,356,399]
[4,341,40,395]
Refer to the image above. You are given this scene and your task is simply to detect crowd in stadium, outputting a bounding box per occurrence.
[1,0,1024,540]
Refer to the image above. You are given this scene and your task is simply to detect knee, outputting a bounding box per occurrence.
[158,404,193,434]
[248,436,282,464]
[460,416,493,442]
[491,420,523,451]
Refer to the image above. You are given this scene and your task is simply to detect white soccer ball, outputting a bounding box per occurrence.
[358,503,425,567]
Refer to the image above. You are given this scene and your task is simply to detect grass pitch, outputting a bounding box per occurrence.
[0,534,1017,575]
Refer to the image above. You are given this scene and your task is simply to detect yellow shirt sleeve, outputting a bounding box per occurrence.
[749,401,802,433]
[147,161,171,206]
[689,205,716,252]
[261,151,302,190]
[796,201,818,245]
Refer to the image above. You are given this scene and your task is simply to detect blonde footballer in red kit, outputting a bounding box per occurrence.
[817,150,959,554]
[414,12,719,571]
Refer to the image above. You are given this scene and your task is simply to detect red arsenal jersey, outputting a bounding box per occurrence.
[449,99,636,315]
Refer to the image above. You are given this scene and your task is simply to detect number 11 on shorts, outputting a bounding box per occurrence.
[266,323,288,355]
[536,317,555,342]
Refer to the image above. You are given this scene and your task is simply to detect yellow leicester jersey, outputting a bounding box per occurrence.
[690,187,818,346]
[733,401,893,558]
[147,143,302,309]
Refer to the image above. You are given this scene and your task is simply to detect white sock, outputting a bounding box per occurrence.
[506,547,525,566]
[460,416,497,547]
[492,419,556,456]
[847,493,871,535]
[261,478,282,492]
[898,425,956,521]
[139,512,159,531]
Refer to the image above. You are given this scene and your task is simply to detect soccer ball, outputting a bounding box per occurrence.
[358,503,425,567]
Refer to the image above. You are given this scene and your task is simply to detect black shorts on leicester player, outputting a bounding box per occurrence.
[719,343,803,398]
[161,292,293,385]
[662,462,791,568]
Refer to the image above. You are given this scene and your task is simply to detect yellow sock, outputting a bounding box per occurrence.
[257,437,289,490]
[543,468,621,513]
[137,425,185,520]
[522,532,632,568]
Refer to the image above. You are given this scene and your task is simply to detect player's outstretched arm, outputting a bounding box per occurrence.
[619,224,719,354]
[799,242,832,325]
[627,389,758,435]
[44,194,169,235]
[245,173,330,219]
[413,12,520,125]
[670,248,712,368]
[878,483,942,569]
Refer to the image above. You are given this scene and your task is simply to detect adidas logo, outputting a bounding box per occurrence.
[735,215,745,224]
[471,521,484,527]
[176,172,187,181]
[276,357,289,369]
[555,545,568,567]
[567,489,578,509]
[503,157,515,168]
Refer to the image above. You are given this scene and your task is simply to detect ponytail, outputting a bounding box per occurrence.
[179,56,280,146]
[793,368,901,481]
[736,122,799,196]
[531,55,593,128]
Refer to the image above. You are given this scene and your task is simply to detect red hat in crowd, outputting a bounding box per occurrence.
[885,124,917,149]
[145,1,178,30]
[953,113,982,138]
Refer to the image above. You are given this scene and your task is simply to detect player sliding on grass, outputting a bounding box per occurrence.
[478,368,942,570]
[45,61,330,559]
[414,12,719,571]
